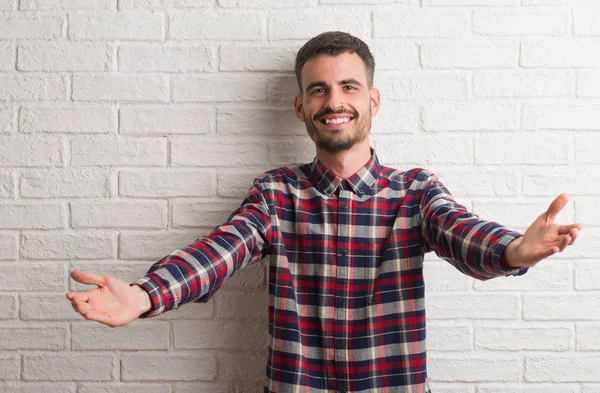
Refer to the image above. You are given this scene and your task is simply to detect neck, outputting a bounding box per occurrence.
[315,139,372,179]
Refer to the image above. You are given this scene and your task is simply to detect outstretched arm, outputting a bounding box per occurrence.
[66,270,151,327]
[502,193,581,268]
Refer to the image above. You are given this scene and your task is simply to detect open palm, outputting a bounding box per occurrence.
[66,270,149,327]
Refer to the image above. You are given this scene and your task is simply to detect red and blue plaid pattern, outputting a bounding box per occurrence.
[134,150,527,393]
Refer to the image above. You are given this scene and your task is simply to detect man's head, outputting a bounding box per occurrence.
[293,32,380,155]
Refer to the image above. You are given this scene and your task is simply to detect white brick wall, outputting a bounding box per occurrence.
[0,1,598,392]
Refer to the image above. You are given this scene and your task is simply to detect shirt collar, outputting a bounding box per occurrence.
[309,149,382,197]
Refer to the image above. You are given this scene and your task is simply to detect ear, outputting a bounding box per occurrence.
[294,93,305,122]
[370,88,381,117]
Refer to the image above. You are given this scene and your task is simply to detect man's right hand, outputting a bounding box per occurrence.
[66,270,152,328]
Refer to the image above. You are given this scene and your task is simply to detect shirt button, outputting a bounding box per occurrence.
[342,204,349,210]
[339,390,347,393]
[339,249,348,256]
[336,341,345,349]
[337,296,346,305]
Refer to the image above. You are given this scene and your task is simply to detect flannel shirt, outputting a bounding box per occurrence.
[134,150,527,393]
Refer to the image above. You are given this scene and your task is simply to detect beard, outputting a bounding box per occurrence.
[304,107,372,154]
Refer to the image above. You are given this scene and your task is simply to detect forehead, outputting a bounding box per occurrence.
[301,52,368,87]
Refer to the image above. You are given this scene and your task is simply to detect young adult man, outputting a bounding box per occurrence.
[67,32,581,393]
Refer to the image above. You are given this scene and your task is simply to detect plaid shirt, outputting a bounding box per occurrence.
[134,150,527,393]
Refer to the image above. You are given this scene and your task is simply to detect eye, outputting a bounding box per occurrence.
[311,88,325,95]
[344,85,357,91]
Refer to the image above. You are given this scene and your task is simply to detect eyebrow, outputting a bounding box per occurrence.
[305,79,364,93]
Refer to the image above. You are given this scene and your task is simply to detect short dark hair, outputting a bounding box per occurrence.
[294,31,375,92]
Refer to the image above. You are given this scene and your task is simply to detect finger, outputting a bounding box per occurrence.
[535,246,559,262]
[558,223,583,235]
[70,270,107,287]
[557,235,571,252]
[568,228,579,245]
[66,292,89,303]
[545,193,569,223]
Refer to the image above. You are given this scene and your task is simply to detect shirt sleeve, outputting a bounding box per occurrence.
[132,180,272,317]
[419,170,528,281]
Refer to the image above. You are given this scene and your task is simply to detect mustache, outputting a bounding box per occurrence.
[313,108,358,122]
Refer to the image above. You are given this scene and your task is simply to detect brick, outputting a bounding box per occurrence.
[577,322,600,350]
[478,384,579,393]
[72,321,169,350]
[170,11,262,40]
[0,107,15,133]
[172,74,295,103]
[584,386,600,393]
[215,291,268,319]
[217,170,263,198]
[269,10,367,40]
[475,134,568,165]
[421,41,517,68]
[474,70,571,98]
[374,9,468,38]
[0,295,17,319]
[0,382,76,393]
[474,261,570,291]
[122,353,216,381]
[20,105,116,134]
[523,104,600,131]
[219,0,314,5]
[0,0,14,9]
[23,354,115,381]
[219,259,265,290]
[423,101,518,131]
[120,105,213,135]
[0,43,15,71]
[473,200,573,228]
[0,354,19,380]
[0,138,63,167]
[524,293,600,320]
[0,74,66,101]
[70,11,164,40]
[172,138,268,167]
[119,44,212,72]
[220,45,296,72]
[428,294,520,319]
[371,41,419,70]
[523,166,600,196]
[428,355,522,382]
[0,14,63,39]
[0,327,67,350]
[424,0,517,4]
[154,300,215,320]
[268,139,316,166]
[174,320,267,350]
[0,233,17,260]
[172,200,239,229]
[526,354,600,381]
[423,260,471,292]
[219,353,265,382]
[20,0,114,9]
[21,231,115,260]
[120,0,211,8]
[474,10,567,35]
[0,204,65,229]
[378,72,468,101]
[119,230,201,260]
[17,42,110,72]
[476,324,571,351]
[71,138,167,166]
[372,135,472,165]
[371,102,419,134]
[79,384,169,393]
[576,135,600,164]
[20,294,82,320]
[21,168,111,198]
[578,71,600,97]
[217,107,305,136]
[119,169,212,198]
[521,39,600,68]
[575,260,600,290]
[426,322,472,351]
[575,7,600,36]
[73,74,169,102]
[524,0,598,3]
[0,262,67,291]
[430,167,518,197]
[431,387,474,393]
[72,201,167,229]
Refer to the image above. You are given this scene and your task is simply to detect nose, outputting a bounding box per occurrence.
[324,87,343,111]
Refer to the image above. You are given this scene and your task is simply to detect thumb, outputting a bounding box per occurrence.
[70,270,107,287]
[545,193,569,223]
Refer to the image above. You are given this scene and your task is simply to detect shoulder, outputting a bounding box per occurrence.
[379,166,438,189]
[252,163,310,188]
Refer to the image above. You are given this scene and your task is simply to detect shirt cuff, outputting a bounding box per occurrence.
[492,232,529,277]
[131,276,167,318]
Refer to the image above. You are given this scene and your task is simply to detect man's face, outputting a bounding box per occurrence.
[294,52,380,154]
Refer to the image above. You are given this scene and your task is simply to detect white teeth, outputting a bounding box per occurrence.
[325,118,351,125]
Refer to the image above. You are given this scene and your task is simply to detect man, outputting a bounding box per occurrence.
[67,32,581,392]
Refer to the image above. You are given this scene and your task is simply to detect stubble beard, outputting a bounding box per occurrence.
[304,109,372,154]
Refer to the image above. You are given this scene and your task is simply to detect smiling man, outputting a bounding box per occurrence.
[67,32,581,393]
